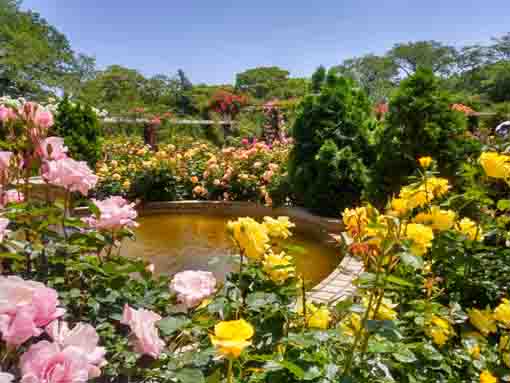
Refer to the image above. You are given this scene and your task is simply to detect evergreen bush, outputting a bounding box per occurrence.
[289,71,375,216]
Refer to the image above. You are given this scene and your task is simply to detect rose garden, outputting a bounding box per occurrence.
[1,5,510,381]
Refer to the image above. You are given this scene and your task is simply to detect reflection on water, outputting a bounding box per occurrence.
[121,214,341,285]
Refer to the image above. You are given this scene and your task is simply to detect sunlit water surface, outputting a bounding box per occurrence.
[121,214,341,285]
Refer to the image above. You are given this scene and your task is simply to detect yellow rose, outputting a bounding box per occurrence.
[413,206,456,231]
[399,185,433,209]
[227,217,269,260]
[494,299,510,328]
[362,296,398,320]
[480,370,498,383]
[426,177,450,198]
[210,319,254,358]
[480,152,510,179]
[122,180,131,189]
[404,223,434,256]
[457,217,483,241]
[468,308,497,336]
[112,173,122,181]
[425,315,454,346]
[307,305,331,330]
[263,216,295,239]
[262,250,295,284]
[342,206,370,237]
[389,198,410,216]
[418,156,433,168]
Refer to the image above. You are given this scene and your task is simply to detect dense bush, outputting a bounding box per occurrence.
[289,71,375,216]
[52,97,103,167]
[372,68,481,199]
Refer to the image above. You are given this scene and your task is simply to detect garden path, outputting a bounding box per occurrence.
[307,254,363,304]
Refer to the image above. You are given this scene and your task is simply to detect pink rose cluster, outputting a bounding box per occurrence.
[0,276,65,347]
[83,196,138,231]
[169,270,216,309]
[37,137,98,196]
[121,304,165,358]
[19,320,106,383]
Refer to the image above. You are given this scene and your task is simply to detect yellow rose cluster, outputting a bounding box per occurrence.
[262,250,295,284]
[413,206,456,231]
[403,223,434,256]
[227,216,296,284]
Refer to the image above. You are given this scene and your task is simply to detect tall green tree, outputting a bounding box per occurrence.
[389,40,458,77]
[333,55,399,102]
[235,66,290,99]
[0,0,75,98]
[311,65,326,93]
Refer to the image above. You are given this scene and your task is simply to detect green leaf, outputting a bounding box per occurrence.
[278,360,305,379]
[392,347,417,363]
[497,199,510,211]
[158,316,190,336]
[398,252,423,269]
[246,292,278,309]
[206,369,221,383]
[385,275,414,288]
[175,368,205,383]
[303,366,321,380]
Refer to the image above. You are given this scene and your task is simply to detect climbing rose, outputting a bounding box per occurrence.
[121,305,164,358]
[19,341,90,383]
[46,321,107,378]
[43,158,98,196]
[170,270,216,308]
[83,196,138,230]
[0,276,65,347]
[0,218,8,242]
[38,137,68,160]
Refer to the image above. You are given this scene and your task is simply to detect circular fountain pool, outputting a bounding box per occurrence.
[120,213,341,285]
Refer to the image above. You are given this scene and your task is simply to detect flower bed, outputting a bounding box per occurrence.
[94,136,291,206]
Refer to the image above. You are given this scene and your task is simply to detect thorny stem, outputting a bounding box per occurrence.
[226,358,234,383]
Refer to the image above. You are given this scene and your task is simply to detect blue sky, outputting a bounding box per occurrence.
[22,0,510,84]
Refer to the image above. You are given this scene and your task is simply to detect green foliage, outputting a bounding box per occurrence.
[289,71,375,216]
[0,0,75,98]
[372,68,480,199]
[310,65,326,93]
[53,97,102,167]
[235,66,290,99]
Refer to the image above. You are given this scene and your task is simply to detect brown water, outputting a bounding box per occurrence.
[121,214,341,285]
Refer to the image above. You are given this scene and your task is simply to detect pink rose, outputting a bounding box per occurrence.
[241,138,249,146]
[33,108,54,130]
[170,270,216,309]
[0,306,42,347]
[0,218,8,242]
[19,341,90,383]
[83,196,138,231]
[0,276,65,347]
[43,158,98,196]
[0,106,14,123]
[121,304,164,358]
[38,137,68,161]
[46,321,107,378]
[0,151,13,177]
[2,189,24,205]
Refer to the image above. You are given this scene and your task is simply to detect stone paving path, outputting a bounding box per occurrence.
[307,254,363,304]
